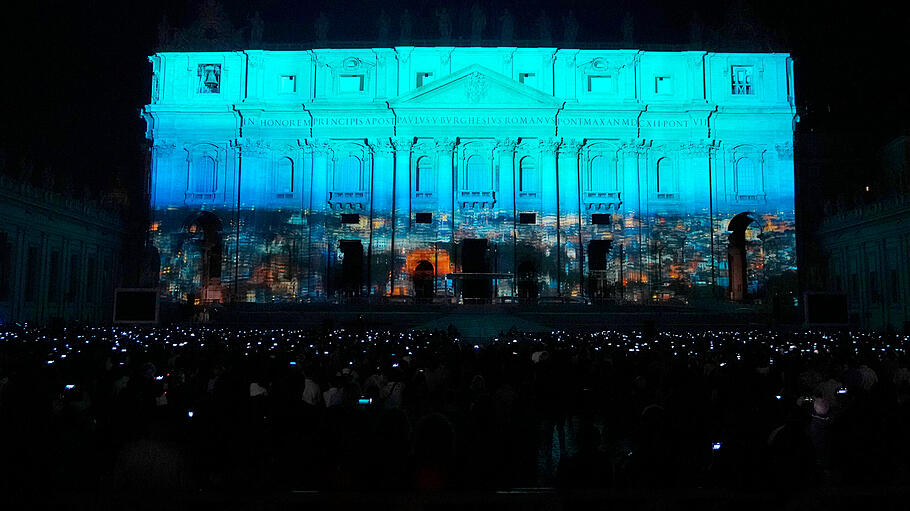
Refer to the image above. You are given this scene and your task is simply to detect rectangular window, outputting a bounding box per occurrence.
[591,214,611,225]
[416,72,433,88]
[341,213,360,224]
[415,212,433,224]
[519,213,537,225]
[279,75,297,93]
[197,64,221,94]
[587,75,612,93]
[339,74,365,93]
[655,76,672,95]
[48,250,61,302]
[25,247,39,303]
[731,66,754,95]
[519,72,536,85]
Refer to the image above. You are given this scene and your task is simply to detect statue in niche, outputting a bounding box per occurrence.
[250,11,264,46]
[536,10,552,44]
[314,12,330,43]
[377,9,390,43]
[400,9,413,42]
[563,10,579,44]
[500,9,514,44]
[436,7,452,42]
[621,12,634,45]
[470,3,486,44]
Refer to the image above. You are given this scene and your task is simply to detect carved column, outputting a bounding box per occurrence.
[307,139,333,298]
[390,137,413,296]
[434,137,457,300]
[557,138,583,297]
[367,139,394,296]
[533,136,560,297]
[496,138,518,213]
[496,137,518,297]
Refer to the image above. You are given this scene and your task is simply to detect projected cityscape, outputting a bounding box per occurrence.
[142,47,796,304]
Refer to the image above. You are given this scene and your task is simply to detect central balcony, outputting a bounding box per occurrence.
[458,190,495,208]
[582,190,622,210]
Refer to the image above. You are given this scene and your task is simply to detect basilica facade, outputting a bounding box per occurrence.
[142,47,796,304]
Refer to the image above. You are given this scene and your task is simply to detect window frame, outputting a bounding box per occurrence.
[731,65,755,96]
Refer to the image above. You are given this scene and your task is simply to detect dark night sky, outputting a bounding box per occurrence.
[0,0,907,199]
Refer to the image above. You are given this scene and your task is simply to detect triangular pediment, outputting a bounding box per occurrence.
[389,64,563,108]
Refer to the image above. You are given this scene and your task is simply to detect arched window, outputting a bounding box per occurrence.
[334,155,362,191]
[416,156,434,193]
[191,155,216,194]
[273,157,294,194]
[736,157,759,196]
[656,158,676,194]
[465,155,491,191]
[589,155,616,191]
[519,157,537,192]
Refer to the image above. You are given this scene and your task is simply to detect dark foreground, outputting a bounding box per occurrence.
[1,325,909,509]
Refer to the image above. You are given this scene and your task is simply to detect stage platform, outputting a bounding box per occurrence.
[172,302,795,340]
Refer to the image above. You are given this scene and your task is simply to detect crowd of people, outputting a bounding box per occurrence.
[1,324,910,497]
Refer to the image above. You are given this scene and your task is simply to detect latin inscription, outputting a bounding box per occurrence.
[240,116,709,129]
[243,118,309,128]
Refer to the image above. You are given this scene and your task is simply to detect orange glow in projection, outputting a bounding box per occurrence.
[405,249,452,275]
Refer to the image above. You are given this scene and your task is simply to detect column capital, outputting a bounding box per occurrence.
[235,138,270,156]
[557,138,583,155]
[306,138,333,156]
[495,137,519,152]
[540,136,562,154]
[620,140,649,157]
[775,142,793,159]
[391,136,414,152]
[152,141,177,157]
[434,137,456,153]
[681,141,714,158]
[368,138,394,155]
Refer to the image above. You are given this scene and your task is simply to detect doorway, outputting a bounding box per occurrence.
[588,240,612,300]
[339,240,363,298]
[413,260,435,302]
[462,238,491,303]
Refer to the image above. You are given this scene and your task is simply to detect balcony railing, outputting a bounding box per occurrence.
[458,190,495,208]
[328,190,367,209]
[582,190,621,210]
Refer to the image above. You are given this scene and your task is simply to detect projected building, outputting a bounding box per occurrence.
[141,47,796,304]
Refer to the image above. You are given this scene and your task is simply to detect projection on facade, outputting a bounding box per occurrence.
[141,47,797,305]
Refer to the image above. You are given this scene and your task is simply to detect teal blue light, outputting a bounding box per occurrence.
[142,47,796,304]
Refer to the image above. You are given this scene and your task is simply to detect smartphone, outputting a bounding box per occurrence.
[837,387,847,395]
[712,442,722,451]
[358,397,372,405]
[64,384,76,390]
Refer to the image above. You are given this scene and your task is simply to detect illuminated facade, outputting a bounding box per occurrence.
[142,47,796,304]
